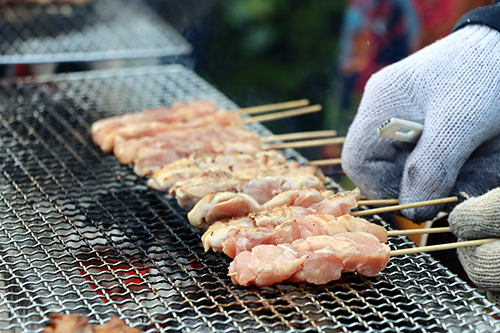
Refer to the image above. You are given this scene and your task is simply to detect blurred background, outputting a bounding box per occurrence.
[154,0,492,183]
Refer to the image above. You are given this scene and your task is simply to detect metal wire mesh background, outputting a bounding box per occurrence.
[0,0,192,64]
[0,65,499,333]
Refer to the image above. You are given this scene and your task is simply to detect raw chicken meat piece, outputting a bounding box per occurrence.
[228,232,390,286]
[97,109,240,153]
[92,101,218,151]
[148,150,287,191]
[174,175,325,211]
[221,214,388,258]
[201,206,314,252]
[189,188,359,230]
[114,125,260,165]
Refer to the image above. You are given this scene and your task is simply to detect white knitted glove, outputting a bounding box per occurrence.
[341,25,500,222]
[449,188,500,304]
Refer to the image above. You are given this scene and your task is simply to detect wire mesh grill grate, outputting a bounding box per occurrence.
[0,65,499,332]
[0,0,192,64]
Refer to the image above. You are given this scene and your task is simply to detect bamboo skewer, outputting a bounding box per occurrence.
[260,130,338,143]
[358,199,399,206]
[263,137,346,150]
[308,158,342,166]
[242,105,322,124]
[390,238,498,256]
[387,226,450,237]
[350,196,458,217]
[237,99,310,115]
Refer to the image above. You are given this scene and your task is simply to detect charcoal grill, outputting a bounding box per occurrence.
[0,64,499,333]
[0,0,191,64]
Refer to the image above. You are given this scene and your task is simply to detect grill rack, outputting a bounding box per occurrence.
[0,0,192,64]
[0,65,499,332]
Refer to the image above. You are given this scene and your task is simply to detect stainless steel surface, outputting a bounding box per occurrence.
[0,0,192,64]
[0,64,499,332]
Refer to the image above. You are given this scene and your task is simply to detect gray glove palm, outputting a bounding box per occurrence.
[341,25,500,222]
[449,188,500,303]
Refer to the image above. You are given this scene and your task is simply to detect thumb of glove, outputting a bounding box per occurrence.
[449,187,500,240]
[457,240,500,294]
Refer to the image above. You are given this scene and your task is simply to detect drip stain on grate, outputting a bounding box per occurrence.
[0,65,499,332]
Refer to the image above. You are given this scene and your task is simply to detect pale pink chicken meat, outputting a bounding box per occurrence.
[188,188,360,230]
[133,140,263,177]
[221,214,388,258]
[169,162,325,194]
[201,206,315,252]
[228,232,390,286]
[112,125,263,176]
[148,150,287,191]
[97,109,241,153]
[187,192,262,229]
[173,174,326,211]
[91,101,219,151]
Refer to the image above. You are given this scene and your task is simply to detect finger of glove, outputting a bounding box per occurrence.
[451,133,500,216]
[453,134,500,202]
[341,68,422,200]
[457,240,500,292]
[399,84,500,222]
[449,187,500,240]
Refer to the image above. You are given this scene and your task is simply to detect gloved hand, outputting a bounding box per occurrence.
[341,24,500,222]
[449,188,500,303]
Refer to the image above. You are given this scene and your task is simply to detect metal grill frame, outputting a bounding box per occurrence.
[0,0,192,64]
[0,65,499,333]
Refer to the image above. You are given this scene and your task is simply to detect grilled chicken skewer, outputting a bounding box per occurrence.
[174,174,327,211]
[199,189,376,255]
[122,125,263,176]
[228,232,390,287]
[92,101,221,153]
[212,213,387,259]
[189,188,359,229]
[147,150,288,191]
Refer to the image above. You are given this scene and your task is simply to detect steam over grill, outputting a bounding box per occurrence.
[0,0,191,64]
[0,65,499,332]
